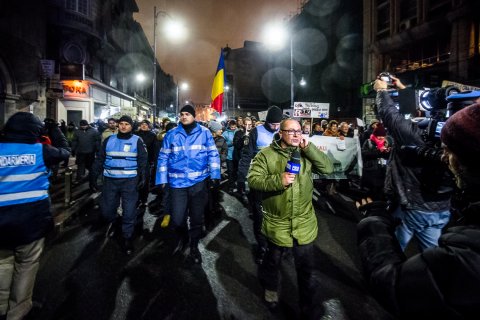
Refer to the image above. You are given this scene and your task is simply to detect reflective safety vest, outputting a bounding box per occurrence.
[104,134,139,178]
[256,125,275,153]
[0,143,49,207]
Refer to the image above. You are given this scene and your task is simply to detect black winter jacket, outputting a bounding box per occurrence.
[358,201,480,319]
[376,90,450,211]
[135,129,158,164]
[72,126,100,154]
[0,127,70,248]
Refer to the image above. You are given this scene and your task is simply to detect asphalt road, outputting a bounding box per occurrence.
[32,190,394,320]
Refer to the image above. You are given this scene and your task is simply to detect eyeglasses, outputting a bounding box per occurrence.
[281,129,302,136]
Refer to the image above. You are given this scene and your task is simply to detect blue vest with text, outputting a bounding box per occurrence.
[104,135,139,178]
[256,125,275,153]
[0,143,49,207]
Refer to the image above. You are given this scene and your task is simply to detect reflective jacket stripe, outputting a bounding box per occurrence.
[104,169,138,176]
[0,142,49,207]
[0,172,44,182]
[0,190,49,203]
[106,151,138,157]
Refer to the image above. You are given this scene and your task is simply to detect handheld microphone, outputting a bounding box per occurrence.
[285,150,301,174]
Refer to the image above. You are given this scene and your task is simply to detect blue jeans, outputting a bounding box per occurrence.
[393,206,451,252]
[170,180,208,242]
[101,177,138,239]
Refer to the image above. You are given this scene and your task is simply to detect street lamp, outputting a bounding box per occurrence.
[224,85,230,113]
[152,6,187,125]
[263,23,306,108]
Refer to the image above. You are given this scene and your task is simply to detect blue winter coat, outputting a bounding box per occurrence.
[222,128,237,161]
[156,122,221,188]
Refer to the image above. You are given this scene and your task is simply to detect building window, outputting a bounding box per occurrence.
[400,0,417,22]
[66,0,89,16]
[376,0,390,39]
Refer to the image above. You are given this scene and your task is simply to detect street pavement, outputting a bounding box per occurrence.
[31,186,394,320]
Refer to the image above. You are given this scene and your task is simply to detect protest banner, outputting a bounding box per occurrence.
[309,135,363,179]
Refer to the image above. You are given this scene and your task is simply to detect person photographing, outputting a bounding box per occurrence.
[357,102,480,319]
[247,119,333,316]
[372,75,451,252]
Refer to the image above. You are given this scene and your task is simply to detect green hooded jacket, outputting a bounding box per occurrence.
[247,140,333,247]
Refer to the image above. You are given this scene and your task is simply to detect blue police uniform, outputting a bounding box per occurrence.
[0,143,49,207]
[92,132,148,245]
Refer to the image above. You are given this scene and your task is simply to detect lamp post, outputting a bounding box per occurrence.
[176,81,189,114]
[152,6,187,124]
[224,85,230,114]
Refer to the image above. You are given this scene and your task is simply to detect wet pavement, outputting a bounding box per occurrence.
[32,189,394,320]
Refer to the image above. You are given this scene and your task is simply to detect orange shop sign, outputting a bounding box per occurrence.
[62,80,89,97]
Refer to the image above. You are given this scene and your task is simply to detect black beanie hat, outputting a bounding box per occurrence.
[441,103,480,167]
[118,115,133,126]
[180,104,196,117]
[5,112,44,137]
[266,106,283,123]
[79,119,89,126]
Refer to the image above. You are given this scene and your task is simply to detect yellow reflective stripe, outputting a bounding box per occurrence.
[207,145,217,151]
[0,172,45,182]
[210,163,221,168]
[0,190,48,202]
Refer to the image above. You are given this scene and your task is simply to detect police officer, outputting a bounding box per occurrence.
[0,112,70,320]
[238,106,283,264]
[91,115,148,255]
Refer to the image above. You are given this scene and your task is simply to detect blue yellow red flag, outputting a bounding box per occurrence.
[211,50,225,114]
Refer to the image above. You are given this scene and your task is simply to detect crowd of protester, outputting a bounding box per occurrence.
[2,73,480,318]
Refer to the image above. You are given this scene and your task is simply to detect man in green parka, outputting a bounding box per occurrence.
[247,118,333,315]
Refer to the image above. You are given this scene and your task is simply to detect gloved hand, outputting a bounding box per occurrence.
[136,176,145,191]
[210,179,220,189]
[357,200,393,221]
[89,178,99,193]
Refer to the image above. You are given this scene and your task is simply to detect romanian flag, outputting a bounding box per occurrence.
[211,49,225,114]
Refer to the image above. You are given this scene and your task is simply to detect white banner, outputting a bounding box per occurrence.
[293,102,329,118]
[309,135,362,179]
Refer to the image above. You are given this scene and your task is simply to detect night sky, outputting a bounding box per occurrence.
[134,0,299,105]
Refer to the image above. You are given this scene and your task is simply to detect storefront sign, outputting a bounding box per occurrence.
[62,80,89,97]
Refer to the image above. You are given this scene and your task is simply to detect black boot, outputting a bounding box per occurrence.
[106,221,116,238]
[172,228,189,256]
[123,238,134,255]
[255,246,267,265]
[188,245,202,264]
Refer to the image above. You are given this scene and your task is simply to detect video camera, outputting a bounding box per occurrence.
[419,88,480,143]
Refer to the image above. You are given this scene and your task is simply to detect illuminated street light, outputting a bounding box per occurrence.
[136,73,146,82]
[263,22,304,108]
[299,76,307,87]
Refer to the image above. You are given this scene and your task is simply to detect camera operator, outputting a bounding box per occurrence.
[372,77,451,251]
[356,104,480,319]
